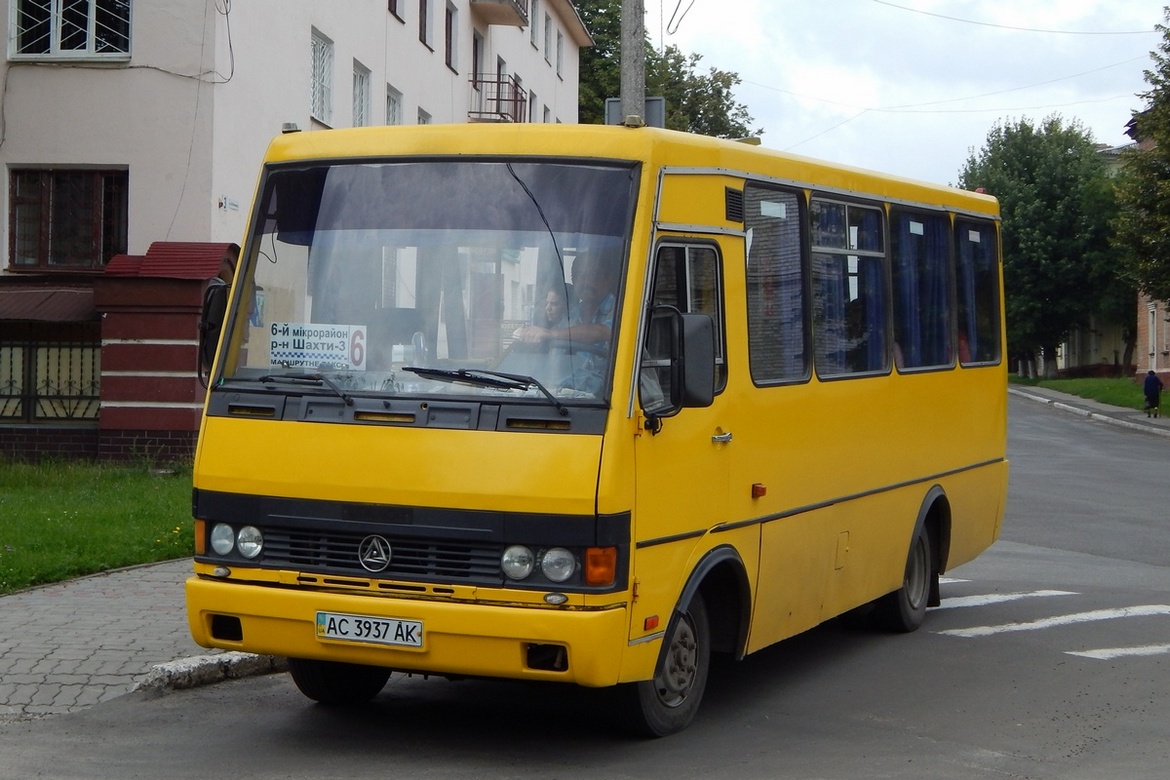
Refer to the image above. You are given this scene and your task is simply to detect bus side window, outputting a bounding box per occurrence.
[955,220,1002,365]
[811,199,888,378]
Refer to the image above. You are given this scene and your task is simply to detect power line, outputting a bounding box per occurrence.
[871,0,1158,35]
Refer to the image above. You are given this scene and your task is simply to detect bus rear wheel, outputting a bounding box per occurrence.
[287,658,391,705]
[617,592,711,737]
[874,525,932,633]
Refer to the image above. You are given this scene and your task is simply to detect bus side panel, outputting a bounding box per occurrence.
[749,512,833,653]
[940,460,1009,571]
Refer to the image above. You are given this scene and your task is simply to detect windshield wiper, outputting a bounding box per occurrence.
[402,366,568,416]
[256,372,354,406]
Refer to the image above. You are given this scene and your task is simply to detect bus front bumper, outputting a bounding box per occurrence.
[186,575,631,687]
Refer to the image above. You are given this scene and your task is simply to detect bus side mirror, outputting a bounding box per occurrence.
[675,312,715,409]
[640,308,715,424]
[198,278,229,387]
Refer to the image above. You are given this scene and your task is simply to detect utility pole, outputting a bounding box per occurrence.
[620,0,646,126]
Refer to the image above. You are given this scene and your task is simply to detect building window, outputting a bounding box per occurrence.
[353,60,371,127]
[528,90,538,124]
[444,3,457,71]
[418,0,432,48]
[556,31,563,77]
[9,0,130,60]
[418,108,432,125]
[388,0,402,20]
[472,31,484,89]
[386,85,403,125]
[9,169,128,269]
[543,105,551,124]
[310,29,334,124]
[529,0,539,47]
[543,13,551,62]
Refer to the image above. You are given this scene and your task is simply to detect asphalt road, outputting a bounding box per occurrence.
[2,394,1168,780]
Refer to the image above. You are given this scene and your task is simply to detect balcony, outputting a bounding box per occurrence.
[469,0,529,28]
[468,74,528,123]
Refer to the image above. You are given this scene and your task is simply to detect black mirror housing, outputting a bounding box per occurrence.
[198,277,229,387]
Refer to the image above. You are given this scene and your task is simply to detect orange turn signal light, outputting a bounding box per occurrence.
[584,546,617,586]
[194,519,206,555]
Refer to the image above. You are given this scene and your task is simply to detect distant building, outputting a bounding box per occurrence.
[1120,117,1170,380]
[0,0,590,461]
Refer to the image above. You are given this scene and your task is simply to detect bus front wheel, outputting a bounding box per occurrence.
[874,525,933,633]
[617,592,711,737]
[287,658,391,705]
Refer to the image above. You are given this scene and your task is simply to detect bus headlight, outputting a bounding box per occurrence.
[540,548,576,583]
[210,523,235,555]
[502,545,535,580]
[236,526,264,559]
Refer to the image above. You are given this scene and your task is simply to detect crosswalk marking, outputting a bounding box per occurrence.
[936,605,1170,638]
[1067,644,1170,660]
[933,590,1077,610]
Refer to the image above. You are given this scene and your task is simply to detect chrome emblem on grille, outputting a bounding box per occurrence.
[358,535,392,572]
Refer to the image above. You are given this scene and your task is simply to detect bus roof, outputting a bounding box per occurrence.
[262,124,999,218]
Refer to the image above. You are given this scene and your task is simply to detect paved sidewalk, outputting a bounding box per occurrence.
[0,386,1164,721]
[0,559,281,720]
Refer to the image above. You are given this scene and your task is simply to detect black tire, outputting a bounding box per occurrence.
[616,592,711,737]
[874,525,933,633]
[287,658,391,705]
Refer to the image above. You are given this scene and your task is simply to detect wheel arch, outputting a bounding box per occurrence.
[674,544,752,661]
[917,485,952,608]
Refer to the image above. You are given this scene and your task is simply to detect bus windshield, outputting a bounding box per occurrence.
[222,159,637,404]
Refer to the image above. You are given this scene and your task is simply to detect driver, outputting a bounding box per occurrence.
[513,252,618,349]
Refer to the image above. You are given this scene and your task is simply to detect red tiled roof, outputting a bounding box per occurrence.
[105,242,239,280]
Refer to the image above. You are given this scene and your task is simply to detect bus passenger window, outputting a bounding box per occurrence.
[956,220,1002,365]
[745,185,806,383]
[891,210,951,370]
[811,199,888,378]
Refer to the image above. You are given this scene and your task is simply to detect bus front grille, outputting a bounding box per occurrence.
[262,529,502,582]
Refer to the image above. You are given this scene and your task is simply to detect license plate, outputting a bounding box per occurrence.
[315,611,423,648]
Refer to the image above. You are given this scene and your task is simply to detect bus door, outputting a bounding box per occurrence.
[630,239,731,624]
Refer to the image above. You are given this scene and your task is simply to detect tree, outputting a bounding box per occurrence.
[958,116,1125,375]
[575,0,760,138]
[1114,8,1170,303]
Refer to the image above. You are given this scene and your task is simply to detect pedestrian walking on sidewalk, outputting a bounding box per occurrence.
[1144,370,1164,418]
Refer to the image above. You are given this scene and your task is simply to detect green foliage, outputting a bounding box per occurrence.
[958,116,1126,368]
[576,0,760,138]
[1113,8,1170,303]
[0,460,193,595]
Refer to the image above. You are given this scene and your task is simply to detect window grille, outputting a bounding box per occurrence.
[311,30,333,124]
[9,169,128,269]
[10,0,130,59]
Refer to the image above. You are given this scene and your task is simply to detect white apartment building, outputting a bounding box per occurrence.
[0,0,589,461]
[0,0,590,263]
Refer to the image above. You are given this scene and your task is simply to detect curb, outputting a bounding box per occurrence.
[135,652,288,693]
[1008,387,1170,439]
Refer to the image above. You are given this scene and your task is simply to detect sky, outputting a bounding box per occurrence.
[648,0,1163,186]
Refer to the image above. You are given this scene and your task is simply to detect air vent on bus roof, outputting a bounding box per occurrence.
[725,187,745,223]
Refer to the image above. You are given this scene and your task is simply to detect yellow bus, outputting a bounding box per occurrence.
[187,124,1007,736]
